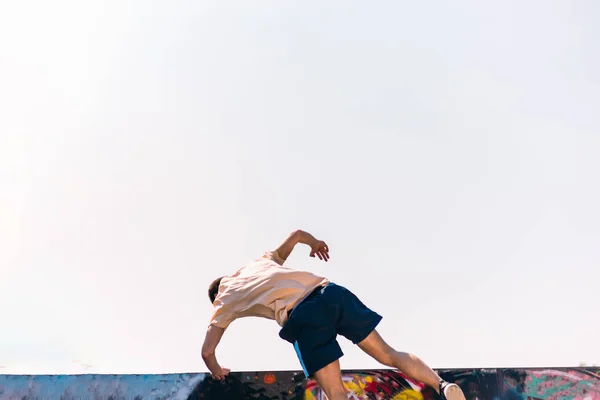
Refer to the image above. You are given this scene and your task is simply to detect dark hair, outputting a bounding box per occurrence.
[208,276,224,304]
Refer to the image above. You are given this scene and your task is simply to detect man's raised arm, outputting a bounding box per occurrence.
[274,230,330,263]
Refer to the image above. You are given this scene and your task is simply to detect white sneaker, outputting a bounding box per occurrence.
[440,381,466,400]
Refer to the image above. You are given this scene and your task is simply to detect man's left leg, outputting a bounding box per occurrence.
[311,359,347,400]
[278,285,347,397]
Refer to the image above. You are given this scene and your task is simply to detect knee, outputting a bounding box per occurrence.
[383,350,419,368]
[398,352,423,368]
[378,348,399,367]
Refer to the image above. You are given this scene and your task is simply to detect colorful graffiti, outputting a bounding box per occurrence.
[0,368,598,400]
[304,370,429,400]
[499,368,600,400]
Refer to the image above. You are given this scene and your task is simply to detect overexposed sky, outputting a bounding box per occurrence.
[1,1,599,375]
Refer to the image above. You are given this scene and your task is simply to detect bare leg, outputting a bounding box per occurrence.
[311,359,347,400]
[358,329,442,393]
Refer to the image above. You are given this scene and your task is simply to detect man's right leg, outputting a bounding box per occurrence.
[327,282,465,400]
[357,329,441,389]
[312,359,347,400]
[357,329,466,400]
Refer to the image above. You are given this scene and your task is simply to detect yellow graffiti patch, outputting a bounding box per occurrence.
[347,381,365,396]
[304,391,315,400]
[393,389,424,400]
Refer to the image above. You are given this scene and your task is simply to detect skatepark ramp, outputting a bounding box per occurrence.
[1,367,599,399]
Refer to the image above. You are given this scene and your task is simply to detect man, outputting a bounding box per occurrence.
[202,230,466,400]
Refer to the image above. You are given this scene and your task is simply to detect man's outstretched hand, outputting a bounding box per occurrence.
[275,230,331,263]
[211,367,230,380]
[309,240,329,262]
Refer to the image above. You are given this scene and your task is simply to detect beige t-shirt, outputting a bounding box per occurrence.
[209,250,329,329]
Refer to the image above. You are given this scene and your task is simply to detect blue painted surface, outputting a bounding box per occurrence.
[0,373,206,400]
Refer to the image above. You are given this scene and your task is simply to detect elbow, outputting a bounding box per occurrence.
[201,349,214,360]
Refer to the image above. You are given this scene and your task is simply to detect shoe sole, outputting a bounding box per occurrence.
[443,383,466,400]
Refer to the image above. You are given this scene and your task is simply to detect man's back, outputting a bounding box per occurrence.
[210,250,329,329]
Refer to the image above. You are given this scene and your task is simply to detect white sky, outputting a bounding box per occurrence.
[1,1,599,375]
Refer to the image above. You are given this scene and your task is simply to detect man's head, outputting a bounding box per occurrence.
[208,276,224,304]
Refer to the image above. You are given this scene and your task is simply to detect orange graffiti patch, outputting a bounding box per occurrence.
[263,373,276,385]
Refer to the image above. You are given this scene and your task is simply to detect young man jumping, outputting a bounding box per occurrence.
[202,230,466,400]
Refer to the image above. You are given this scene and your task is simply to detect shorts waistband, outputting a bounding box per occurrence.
[287,283,329,318]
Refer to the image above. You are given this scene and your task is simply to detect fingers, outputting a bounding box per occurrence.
[212,368,231,380]
[316,249,329,261]
[320,243,329,261]
[310,242,329,261]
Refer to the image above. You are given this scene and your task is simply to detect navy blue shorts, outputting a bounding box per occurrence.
[278,282,382,378]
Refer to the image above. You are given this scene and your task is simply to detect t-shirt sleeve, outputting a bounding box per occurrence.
[209,291,237,329]
[262,250,285,265]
